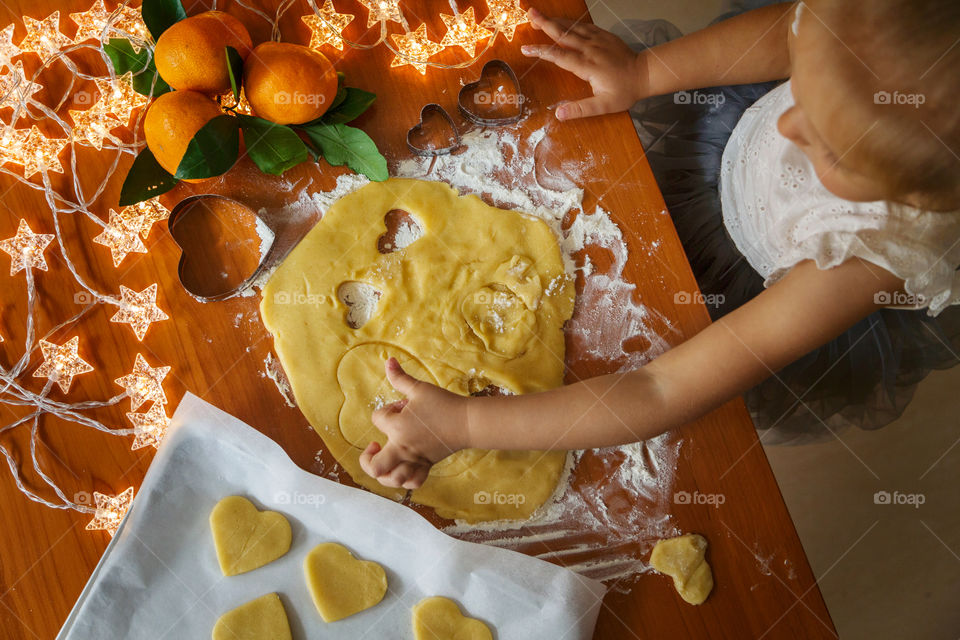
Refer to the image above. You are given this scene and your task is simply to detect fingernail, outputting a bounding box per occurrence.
[521,45,534,55]
[555,105,568,120]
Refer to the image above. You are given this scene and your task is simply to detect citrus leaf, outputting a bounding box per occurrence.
[175,115,240,180]
[103,39,170,96]
[299,123,387,182]
[225,46,243,102]
[237,115,310,176]
[141,0,187,40]
[119,147,179,206]
[322,87,376,124]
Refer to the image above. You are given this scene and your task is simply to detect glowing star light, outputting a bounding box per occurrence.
[69,106,122,150]
[93,72,150,125]
[127,402,169,450]
[0,61,44,110]
[93,208,147,266]
[0,24,22,71]
[358,0,404,27]
[115,353,169,411]
[19,11,73,62]
[85,487,134,536]
[440,8,492,57]
[113,4,151,45]
[1,219,54,275]
[21,126,67,179]
[481,0,529,42]
[69,0,112,43]
[0,127,27,166]
[391,24,443,75]
[111,284,168,341]
[123,197,170,240]
[32,337,94,393]
[302,0,355,51]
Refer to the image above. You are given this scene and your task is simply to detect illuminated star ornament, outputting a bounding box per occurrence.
[115,353,169,411]
[1,219,54,275]
[113,4,151,46]
[93,72,150,125]
[358,0,404,28]
[32,336,95,393]
[391,24,444,75]
[21,126,68,179]
[93,208,147,266]
[0,127,27,165]
[0,24,22,71]
[69,106,122,150]
[127,402,170,450]
[110,284,168,341]
[123,197,170,240]
[85,487,134,536]
[69,0,112,43]
[481,0,529,42]
[302,0,355,51]
[440,8,492,57]
[19,11,73,62]
[0,62,44,111]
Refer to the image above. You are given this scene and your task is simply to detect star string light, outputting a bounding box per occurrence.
[21,126,67,179]
[0,24,22,71]
[115,353,169,411]
[0,126,26,165]
[85,487,134,536]
[113,4,150,45]
[19,12,73,63]
[391,24,444,75]
[1,219,54,274]
[0,62,44,112]
[68,105,122,150]
[93,72,150,125]
[93,208,147,266]
[303,0,354,51]
[480,0,529,42]
[110,284,168,341]
[69,0,112,43]
[123,197,170,240]
[440,7,492,57]
[358,0,404,27]
[127,401,169,450]
[32,336,95,393]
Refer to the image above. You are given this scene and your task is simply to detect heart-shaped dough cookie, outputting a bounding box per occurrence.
[304,542,387,622]
[212,593,292,640]
[412,597,493,640]
[210,496,292,576]
[649,533,713,605]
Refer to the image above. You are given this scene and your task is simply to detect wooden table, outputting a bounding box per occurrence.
[0,0,837,637]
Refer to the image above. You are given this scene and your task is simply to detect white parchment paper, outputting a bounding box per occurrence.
[58,393,606,639]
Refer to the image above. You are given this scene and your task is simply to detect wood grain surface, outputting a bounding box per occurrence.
[0,0,837,637]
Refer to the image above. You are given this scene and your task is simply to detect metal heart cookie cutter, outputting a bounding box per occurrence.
[167,194,276,301]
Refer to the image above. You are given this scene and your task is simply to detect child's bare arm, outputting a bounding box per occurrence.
[359,259,903,489]
[525,4,796,120]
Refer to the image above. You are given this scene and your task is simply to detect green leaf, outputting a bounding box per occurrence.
[175,115,241,180]
[299,123,388,182]
[141,0,187,40]
[119,147,179,206]
[225,46,243,102]
[237,115,311,176]
[103,39,170,96]
[322,87,376,124]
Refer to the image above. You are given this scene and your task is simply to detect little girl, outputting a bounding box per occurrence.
[359,0,960,489]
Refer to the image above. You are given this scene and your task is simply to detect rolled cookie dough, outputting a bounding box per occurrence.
[211,593,292,640]
[304,542,387,622]
[649,533,714,605]
[412,596,493,640]
[261,179,575,521]
[209,496,291,576]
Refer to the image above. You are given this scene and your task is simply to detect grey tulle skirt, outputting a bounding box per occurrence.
[614,18,960,444]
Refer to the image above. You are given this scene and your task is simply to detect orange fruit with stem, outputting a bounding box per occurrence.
[243,42,339,125]
[144,90,224,180]
[154,11,252,94]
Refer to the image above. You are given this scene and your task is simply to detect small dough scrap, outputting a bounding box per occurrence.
[212,593,292,640]
[304,542,387,622]
[412,597,493,640]
[649,533,714,605]
[209,496,292,576]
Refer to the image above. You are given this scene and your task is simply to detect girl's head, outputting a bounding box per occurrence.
[778,0,960,211]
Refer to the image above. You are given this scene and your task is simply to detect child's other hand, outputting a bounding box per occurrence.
[522,8,644,120]
[358,358,469,490]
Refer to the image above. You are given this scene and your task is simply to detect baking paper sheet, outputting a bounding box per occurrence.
[58,393,606,639]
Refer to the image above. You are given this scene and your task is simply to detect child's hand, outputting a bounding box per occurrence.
[522,8,645,121]
[358,358,469,490]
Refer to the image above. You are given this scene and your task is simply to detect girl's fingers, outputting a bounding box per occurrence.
[521,45,587,77]
[365,442,405,478]
[556,95,617,121]
[529,13,589,49]
[358,441,381,476]
[378,461,420,488]
[402,466,430,490]
[371,398,407,429]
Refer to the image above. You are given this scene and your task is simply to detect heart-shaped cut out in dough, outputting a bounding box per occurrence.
[304,542,387,622]
[212,593,292,640]
[457,59,524,126]
[407,103,462,156]
[412,596,493,640]
[209,496,292,576]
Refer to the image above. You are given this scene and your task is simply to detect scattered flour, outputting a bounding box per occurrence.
[263,352,296,408]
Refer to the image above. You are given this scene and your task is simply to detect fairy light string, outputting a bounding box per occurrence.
[0,0,529,535]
